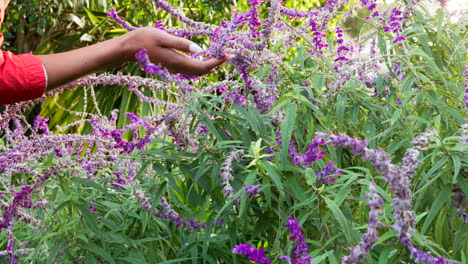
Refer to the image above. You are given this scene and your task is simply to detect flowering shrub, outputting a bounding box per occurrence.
[1,0,467,263]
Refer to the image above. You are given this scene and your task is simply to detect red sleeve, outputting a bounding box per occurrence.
[0,51,47,105]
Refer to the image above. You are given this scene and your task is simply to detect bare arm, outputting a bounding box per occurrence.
[38,27,227,91]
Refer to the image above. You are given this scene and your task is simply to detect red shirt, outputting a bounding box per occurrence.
[1,0,47,105]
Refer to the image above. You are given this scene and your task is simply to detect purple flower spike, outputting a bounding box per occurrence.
[243,184,260,197]
[107,7,137,31]
[367,3,377,10]
[288,138,326,167]
[233,244,272,264]
[315,162,343,184]
[281,217,312,264]
[342,182,384,264]
[135,48,194,92]
[393,36,407,43]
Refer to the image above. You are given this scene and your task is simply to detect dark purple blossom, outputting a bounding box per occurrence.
[393,36,407,43]
[233,244,272,264]
[280,217,312,264]
[288,139,326,167]
[367,3,377,10]
[315,162,343,184]
[243,184,260,197]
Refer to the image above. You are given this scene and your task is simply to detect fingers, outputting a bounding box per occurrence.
[160,33,204,54]
[160,49,228,75]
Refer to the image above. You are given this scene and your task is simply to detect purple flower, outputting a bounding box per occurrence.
[198,125,209,135]
[220,149,244,199]
[135,48,194,92]
[266,147,276,162]
[316,131,457,264]
[243,184,260,197]
[107,7,137,31]
[233,244,272,264]
[367,3,377,10]
[280,217,312,264]
[342,182,384,264]
[315,162,343,184]
[288,139,326,167]
[135,190,206,231]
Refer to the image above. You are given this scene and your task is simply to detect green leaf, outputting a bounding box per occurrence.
[81,242,117,264]
[335,93,347,131]
[422,185,451,234]
[281,103,297,166]
[260,160,283,190]
[324,198,352,243]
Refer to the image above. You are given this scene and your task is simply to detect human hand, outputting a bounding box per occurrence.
[124,27,228,76]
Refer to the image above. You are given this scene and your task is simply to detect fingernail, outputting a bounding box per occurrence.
[189,43,204,53]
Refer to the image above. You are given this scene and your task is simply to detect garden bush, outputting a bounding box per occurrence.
[0,0,467,263]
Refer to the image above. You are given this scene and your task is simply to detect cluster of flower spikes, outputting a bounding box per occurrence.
[110,0,407,114]
[0,107,211,261]
[366,4,406,44]
[464,63,468,108]
[314,130,459,264]
[263,131,343,184]
[0,0,431,262]
[0,113,143,261]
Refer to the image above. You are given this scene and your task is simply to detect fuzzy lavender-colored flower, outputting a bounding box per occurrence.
[220,149,244,199]
[280,217,312,264]
[209,11,250,59]
[224,88,247,107]
[233,244,272,264]
[243,184,260,197]
[134,190,206,230]
[315,161,343,184]
[33,116,50,134]
[107,8,137,31]
[393,36,406,44]
[288,139,326,167]
[279,6,316,18]
[247,0,264,38]
[251,78,279,113]
[151,0,216,31]
[342,182,384,264]
[307,18,328,55]
[463,63,468,108]
[135,48,194,92]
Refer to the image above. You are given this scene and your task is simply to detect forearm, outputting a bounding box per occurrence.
[37,27,227,92]
[37,34,133,91]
